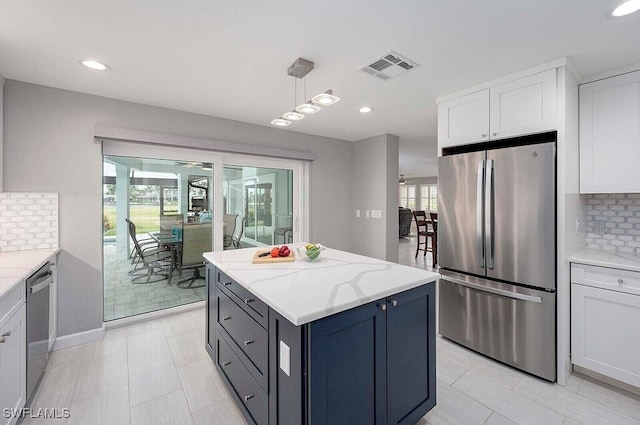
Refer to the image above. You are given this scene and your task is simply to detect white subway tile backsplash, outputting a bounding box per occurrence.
[584,193,640,254]
[0,192,58,252]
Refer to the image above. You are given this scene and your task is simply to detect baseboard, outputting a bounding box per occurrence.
[104,300,205,331]
[574,365,640,397]
[53,325,105,351]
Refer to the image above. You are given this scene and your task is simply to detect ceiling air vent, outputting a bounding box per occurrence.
[360,51,420,81]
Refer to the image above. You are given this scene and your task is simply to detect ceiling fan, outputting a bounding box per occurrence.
[399,174,417,185]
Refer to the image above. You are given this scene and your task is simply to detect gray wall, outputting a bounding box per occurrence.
[352,134,399,262]
[3,80,353,337]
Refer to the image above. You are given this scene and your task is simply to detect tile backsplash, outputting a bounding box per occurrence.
[0,192,59,252]
[584,193,640,254]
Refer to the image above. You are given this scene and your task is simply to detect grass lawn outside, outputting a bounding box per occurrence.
[104,204,164,236]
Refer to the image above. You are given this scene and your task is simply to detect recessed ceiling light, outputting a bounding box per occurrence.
[81,59,110,71]
[283,111,305,121]
[271,118,292,127]
[312,90,340,106]
[359,106,373,113]
[612,0,640,16]
[296,103,321,114]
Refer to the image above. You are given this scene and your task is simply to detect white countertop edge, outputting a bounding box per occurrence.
[569,248,640,273]
[204,248,440,326]
[282,277,439,326]
[0,248,61,298]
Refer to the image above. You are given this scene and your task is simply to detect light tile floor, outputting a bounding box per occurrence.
[22,241,640,424]
[26,309,640,425]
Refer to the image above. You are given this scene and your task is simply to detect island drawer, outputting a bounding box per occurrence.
[217,289,268,384]
[217,270,268,328]
[217,335,268,425]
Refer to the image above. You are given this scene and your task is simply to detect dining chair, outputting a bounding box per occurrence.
[232,216,246,249]
[176,223,212,288]
[429,212,438,265]
[413,210,435,259]
[126,218,173,283]
[223,214,238,248]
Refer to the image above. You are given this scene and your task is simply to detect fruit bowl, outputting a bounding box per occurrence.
[297,244,325,261]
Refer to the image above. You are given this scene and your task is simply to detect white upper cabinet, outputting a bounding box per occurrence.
[580,70,640,193]
[489,69,557,140]
[438,89,490,149]
[437,68,558,153]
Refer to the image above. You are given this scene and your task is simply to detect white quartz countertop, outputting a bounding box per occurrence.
[0,248,60,298]
[570,248,640,273]
[203,244,440,326]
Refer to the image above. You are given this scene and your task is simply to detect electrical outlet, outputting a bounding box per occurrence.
[593,220,606,236]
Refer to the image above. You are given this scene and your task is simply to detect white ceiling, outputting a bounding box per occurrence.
[1,0,640,178]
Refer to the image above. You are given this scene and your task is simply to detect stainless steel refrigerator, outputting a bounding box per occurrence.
[438,140,556,381]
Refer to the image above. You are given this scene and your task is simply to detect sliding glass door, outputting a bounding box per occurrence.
[222,165,294,248]
[102,142,307,322]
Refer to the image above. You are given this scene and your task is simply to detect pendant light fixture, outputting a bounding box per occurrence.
[271,58,340,127]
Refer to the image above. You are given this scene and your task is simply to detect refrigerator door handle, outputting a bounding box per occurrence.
[485,159,495,269]
[441,275,543,304]
[477,160,485,268]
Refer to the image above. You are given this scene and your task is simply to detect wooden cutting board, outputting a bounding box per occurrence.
[252,250,296,264]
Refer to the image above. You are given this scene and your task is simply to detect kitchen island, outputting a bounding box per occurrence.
[203,245,440,425]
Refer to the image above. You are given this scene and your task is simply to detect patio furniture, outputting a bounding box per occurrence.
[223,214,238,248]
[413,210,435,260]
[232,215,246,249]
[126,219,173,283]
[160,213,184,232]
[176,223,212,288]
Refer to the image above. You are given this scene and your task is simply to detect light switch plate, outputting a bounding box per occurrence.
[356,209,360,218]
[371,210,382,219]
[366,210,370,218]
[279,340,290,376]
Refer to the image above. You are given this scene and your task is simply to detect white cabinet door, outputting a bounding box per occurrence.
[0,304,26,425]
[572,283,640,388]
[580,70,640,193]
[489,69,557,140]
[438,89,490,150]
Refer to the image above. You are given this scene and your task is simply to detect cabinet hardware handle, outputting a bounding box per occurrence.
[224,282,232,286]
[0,337,5,343]
[1,332,10,337]
[222,316,231,321]
[492,132,498,136]
[244,340,254,345]
[244,394,254,401]
[482,134,487,138]
[222,361,231,366]
[618,279,624,284]
[390,300,398,307]
[244,298,254,304]
[379,303,387,311]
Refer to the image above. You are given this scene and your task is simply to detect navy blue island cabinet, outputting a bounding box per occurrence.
[206,264,436,425]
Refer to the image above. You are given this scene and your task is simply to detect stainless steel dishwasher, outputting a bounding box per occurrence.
[26,262,52,402]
